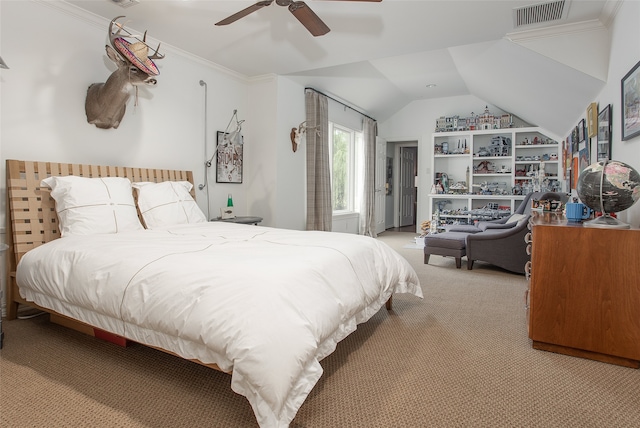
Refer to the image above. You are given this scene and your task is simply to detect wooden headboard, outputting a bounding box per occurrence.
[5,159,195,273]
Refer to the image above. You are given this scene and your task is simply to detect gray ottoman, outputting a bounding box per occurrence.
[424,232,468,269]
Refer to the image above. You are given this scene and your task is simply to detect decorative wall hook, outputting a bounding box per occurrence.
[290,121,320,152]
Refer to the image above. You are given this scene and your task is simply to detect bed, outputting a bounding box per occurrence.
[5,159,422,427]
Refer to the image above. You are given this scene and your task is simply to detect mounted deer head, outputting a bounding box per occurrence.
[290,121,320,152]
[85,16,164,129]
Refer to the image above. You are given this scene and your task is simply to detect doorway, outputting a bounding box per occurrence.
[399,146,418,227]
[385,141,418,231]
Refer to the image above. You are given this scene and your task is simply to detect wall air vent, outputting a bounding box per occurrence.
[514,0,569,28]
[110,0,140,8]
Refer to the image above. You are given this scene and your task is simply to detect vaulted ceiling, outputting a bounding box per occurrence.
[66,0,617,136]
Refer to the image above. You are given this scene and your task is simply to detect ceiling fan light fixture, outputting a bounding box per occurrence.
[215,0,381,36]
[289,2,330,36]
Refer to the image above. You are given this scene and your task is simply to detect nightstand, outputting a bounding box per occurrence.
[211,216,263,225]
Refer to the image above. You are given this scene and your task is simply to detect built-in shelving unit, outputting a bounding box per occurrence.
[430,127,562,226]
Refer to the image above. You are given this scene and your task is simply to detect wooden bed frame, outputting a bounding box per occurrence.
[5,159,391,373]
[3,159,227,369]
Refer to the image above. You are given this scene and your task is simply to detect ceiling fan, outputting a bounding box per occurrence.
[215,0,382,37]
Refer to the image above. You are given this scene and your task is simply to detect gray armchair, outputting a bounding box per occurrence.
[445,191,537,234]
[465,192,569,274]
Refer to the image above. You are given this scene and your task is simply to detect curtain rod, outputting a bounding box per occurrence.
[305,87,376,122]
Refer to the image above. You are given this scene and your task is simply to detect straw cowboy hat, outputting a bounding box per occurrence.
[113,37,160,76]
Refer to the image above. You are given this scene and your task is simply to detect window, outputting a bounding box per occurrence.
[329,122,363,214]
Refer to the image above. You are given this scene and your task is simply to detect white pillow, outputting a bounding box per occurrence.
[132,181,206,229]
[41,176,144,237]
[506,213,527,224]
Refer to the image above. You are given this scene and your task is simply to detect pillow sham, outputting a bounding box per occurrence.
[41,176,144,237]
[505,213,527,224]
[132,181,206,229]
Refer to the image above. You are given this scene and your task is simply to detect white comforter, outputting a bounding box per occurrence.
[17,222,422,427]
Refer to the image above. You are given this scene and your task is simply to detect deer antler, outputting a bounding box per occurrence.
[141,30,164,61]
[148,44,164,60]
[108,16,129,52]
[108,16,164,62]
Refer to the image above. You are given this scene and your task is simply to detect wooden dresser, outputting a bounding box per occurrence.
[528,214,640,368]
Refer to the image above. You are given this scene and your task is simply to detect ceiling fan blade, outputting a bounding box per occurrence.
[289,1,330,36]
[216,0,274,26]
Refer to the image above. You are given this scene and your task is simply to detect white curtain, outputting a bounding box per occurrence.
[359,117,377,237]
[305,90,332,231]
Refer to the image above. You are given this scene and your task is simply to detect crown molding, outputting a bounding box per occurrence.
[505,19,606,43]
[506,0,623,43]
[247,73,278,84]
[600,0,623,28]
[35,0,250,83]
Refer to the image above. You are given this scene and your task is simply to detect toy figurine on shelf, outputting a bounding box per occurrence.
[420,220,431,236]
[452,139,464,154]
[465,166,470,190]
[440,173,449,192]
[430,213,439,234]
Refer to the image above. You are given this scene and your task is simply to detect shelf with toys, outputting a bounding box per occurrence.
[429,127,562,227]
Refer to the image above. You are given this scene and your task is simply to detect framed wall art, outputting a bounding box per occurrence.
[579,146,590,171]
[216,131,243,183]
[571,156,579,190]
[621,59,640,140]
[562,138,568,179]
[587,102,598,138]
[597,104,612,162]
[578,118,586,143]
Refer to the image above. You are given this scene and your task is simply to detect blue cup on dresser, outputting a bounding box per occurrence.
[565,202,592,221]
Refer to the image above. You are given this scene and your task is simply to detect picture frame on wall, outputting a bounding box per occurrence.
[587,102,598,138]
[579,146,590,172]
[597,104,612,162]
[571,156,580,190]
[621,59,640,140]
[578,119,586,143]
[562,139,568,179]
[216,131,243,183]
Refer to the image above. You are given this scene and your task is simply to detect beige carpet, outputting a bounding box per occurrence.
[1,231,639,427]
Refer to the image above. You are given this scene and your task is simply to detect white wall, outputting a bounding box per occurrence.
[589,0,640,227]
[243,75,308,231]
[246,76,278,227]
[275,77,306,230]
[379,1,640,229]
[0,1,250,227]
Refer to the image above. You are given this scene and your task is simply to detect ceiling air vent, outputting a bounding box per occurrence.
[110,0,140,8]
[514,0,568,28]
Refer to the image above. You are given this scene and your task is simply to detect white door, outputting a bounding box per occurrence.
[374,137,386,235]
[399,147,416,227]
